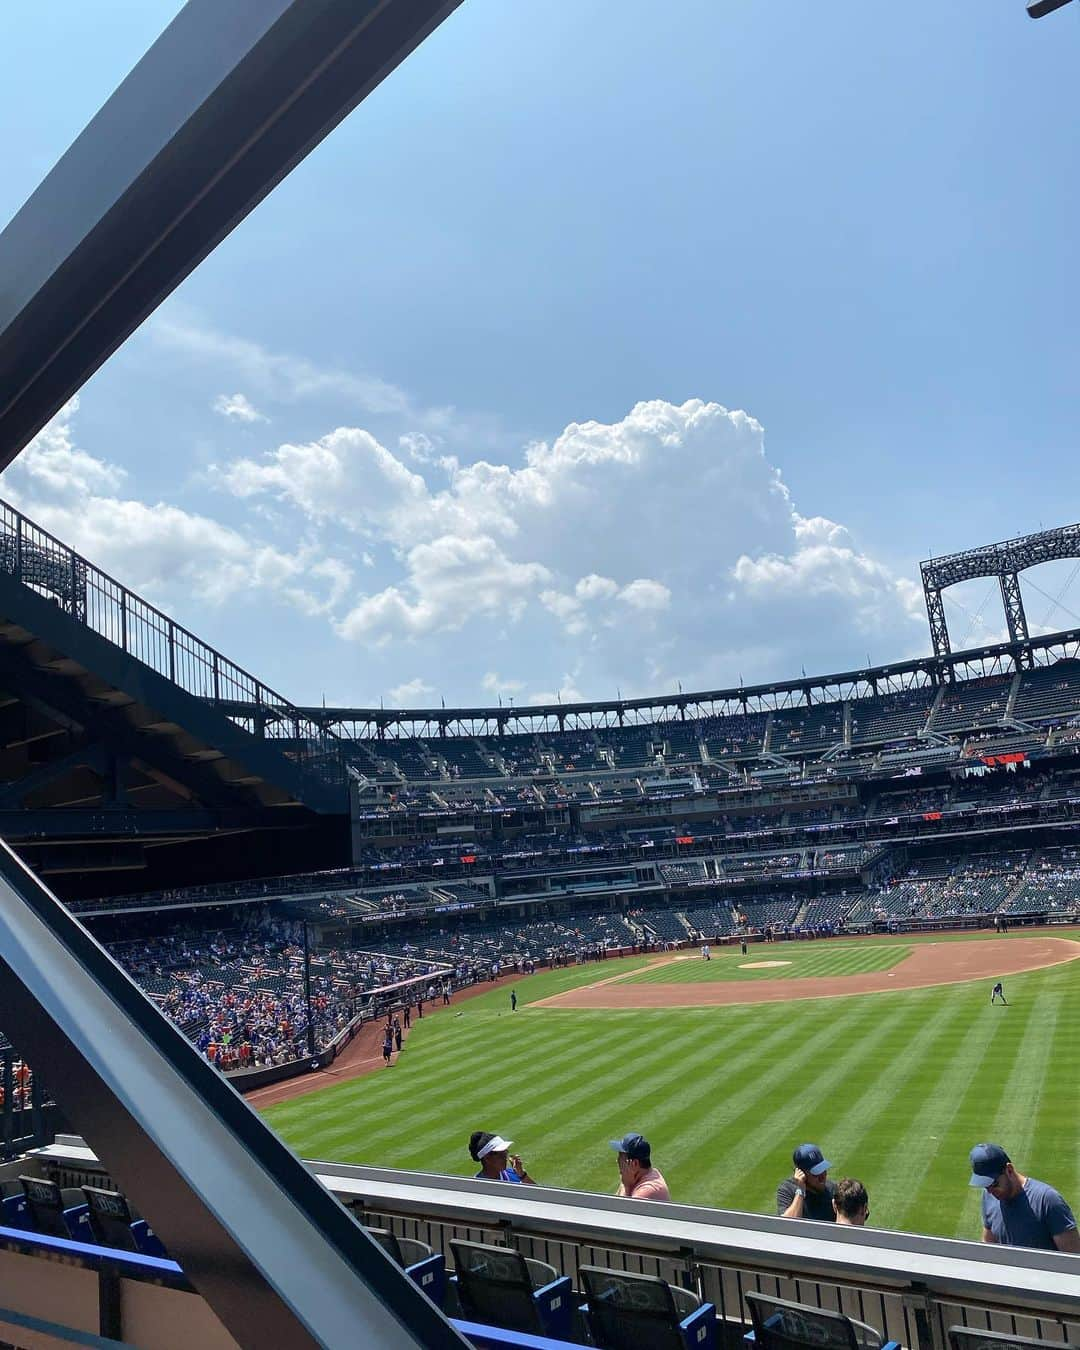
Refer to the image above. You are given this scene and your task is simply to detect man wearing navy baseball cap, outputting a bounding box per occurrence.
[969,1143,1079,1251]
[610,1132,670,1202]
[777,1144,837,1221]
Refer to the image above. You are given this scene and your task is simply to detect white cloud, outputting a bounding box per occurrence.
[219,427,428,535]
[337,535,551,642]
[618,578,672,611]
[387,677,435,705]
[19,392,926,703]
[481,672,525,698]
[213,396,923,693]
[399,432,438,463]
[732,512,923,635]
[1,403,353,623]
[575,574,619,601]
[213,393,268,424]
[154,315,414,416]
[14,396,127,499]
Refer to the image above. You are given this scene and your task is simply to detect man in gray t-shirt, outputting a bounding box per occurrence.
[969,1143,1080,1252]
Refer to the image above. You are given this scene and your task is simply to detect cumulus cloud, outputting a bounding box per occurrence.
[13,396,127,499]
[219,427,428,535]
[212,396,924,691]
[213,393,268,424]
[1,402,353,622]
[732,512,923,635]
[387,677,435,705]
[21,388,926,701]
[337,535,551,643]
[618,578,672,611]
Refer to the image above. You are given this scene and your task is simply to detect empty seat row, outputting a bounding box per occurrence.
[1,1176,167,1258]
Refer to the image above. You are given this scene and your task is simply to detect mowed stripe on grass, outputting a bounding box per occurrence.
[263,936,1080,1241]
[625,945,911,983]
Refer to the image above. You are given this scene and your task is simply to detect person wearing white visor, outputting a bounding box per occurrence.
[468,1131,537,1184]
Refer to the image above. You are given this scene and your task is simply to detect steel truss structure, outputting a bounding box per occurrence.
[221,626,1080,741]
[921,523,1080,662]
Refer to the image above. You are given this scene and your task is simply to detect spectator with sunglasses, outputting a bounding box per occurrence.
[833,1178,870,1226]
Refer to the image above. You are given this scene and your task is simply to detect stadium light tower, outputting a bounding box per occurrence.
[1028,0,1075,17]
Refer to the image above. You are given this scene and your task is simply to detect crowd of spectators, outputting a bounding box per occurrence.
[109,918,452,1070]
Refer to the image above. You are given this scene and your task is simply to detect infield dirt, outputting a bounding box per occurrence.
[533,935,1080,1010]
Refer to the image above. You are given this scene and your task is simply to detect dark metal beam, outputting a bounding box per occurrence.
[0,841,467,1348]
[0,0,464,462]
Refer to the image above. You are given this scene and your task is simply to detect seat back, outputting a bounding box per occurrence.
[366,1227,405,1265]
[580,1265,688,1350]
[19,1176,71,1240]
[450,1240,543,1334]
[82,1187,139,1252]
[747,1294,868,1350]
[949,1328,1067,1350]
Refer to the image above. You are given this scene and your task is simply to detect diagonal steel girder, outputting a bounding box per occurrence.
[0,0,463,465]
[0,839,467,1348]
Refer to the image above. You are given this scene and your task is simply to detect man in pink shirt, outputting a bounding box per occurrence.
[610,1132,671,1202]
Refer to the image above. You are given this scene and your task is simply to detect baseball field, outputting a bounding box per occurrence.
[261,928,1080,1241]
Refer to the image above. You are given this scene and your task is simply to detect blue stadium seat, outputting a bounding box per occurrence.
[366,1226,445,1306]
[82,1185,167,1258]
[579,1266,715,1350]
[450,1239,573,1342]
[745,1292,899,1350]
[19,1176,93,1243]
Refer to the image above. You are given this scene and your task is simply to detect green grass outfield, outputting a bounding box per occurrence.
[263,929,1080,1241]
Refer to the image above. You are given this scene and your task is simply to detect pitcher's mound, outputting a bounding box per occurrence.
[739,960,792,969]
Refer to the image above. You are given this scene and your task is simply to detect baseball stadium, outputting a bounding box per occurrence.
[1,3,1079,1349]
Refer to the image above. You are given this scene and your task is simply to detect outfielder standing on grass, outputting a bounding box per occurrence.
[991,981,1008,1005]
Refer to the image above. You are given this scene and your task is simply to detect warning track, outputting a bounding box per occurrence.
[532,937,1080,1010]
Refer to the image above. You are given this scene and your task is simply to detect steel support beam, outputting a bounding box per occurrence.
[924,585,951,660]
[0,841,466,1348]
[0,0,463,463]
[921,524,1080,667]
[999,571,1031,649]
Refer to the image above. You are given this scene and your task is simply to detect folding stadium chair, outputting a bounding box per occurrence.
[18,1175,93,1243]
[745,1292,900,1350]
[366,1226,445,1306]
[81,1185,168,1258]
[449,1239,573,1341]
[948,1327,1070,1350]
[579,1265,716,1350]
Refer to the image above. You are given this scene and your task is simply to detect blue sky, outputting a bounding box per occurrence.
[1,0,1078,707]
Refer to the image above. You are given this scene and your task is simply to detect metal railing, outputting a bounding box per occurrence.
[318,1166,1080,1350]
[25,1147,1080,1350]
[0,1045,57,1159]
[0,498,343,792]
